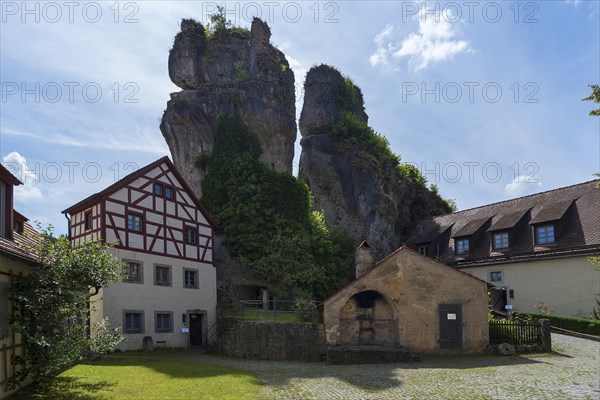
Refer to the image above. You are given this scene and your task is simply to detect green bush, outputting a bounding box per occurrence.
[331,113,400,168]
[516,312,600,336]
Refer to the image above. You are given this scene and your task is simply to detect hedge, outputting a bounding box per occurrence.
[515,312,600,336]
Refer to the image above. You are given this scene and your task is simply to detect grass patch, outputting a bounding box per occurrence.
[10,357,261,400]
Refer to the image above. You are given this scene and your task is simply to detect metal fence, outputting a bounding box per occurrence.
[238,300,318,323]
[489,319,551,351]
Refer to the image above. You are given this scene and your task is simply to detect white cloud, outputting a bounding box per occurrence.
[370,10,472,72]
[564,0,581,7]
[2,152,43,202]
[504,175,543,198]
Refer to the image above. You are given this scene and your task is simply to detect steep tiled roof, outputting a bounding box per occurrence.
[407,180,600,264]
[0,216,39,264]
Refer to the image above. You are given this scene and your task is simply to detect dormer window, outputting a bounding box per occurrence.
[456,238,470,255]
[13,220,23,234]
[418,245,430,256]
[535,224,555,244]
[492,232,509,249]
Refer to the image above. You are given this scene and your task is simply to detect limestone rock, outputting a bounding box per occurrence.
[299,64,367,137]
[161,18,296,197]
[299,65,450,260]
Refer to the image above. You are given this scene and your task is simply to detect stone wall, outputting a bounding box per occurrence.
[217,320,326,362]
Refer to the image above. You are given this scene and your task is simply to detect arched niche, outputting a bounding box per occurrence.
[338,290,398,346]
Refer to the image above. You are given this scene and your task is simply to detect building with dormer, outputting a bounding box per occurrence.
[63,157,216,350]
[0,164,38,398]
[407,180,600,317]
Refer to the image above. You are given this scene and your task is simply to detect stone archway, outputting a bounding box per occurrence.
[338,290,397,346]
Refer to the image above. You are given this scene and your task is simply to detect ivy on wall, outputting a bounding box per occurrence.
[201,113,354,300]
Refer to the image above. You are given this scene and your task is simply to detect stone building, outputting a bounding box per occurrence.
[323,244,489,358]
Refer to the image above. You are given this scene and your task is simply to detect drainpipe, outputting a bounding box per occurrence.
[62,211,71,240]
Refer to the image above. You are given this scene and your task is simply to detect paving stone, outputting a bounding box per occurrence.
[172,334,599,399]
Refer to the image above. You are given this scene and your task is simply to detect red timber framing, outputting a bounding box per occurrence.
[62,157,215,265]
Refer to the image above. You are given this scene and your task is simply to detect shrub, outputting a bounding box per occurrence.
[516,312,600,336]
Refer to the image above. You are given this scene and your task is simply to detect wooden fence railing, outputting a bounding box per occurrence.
[489,319,551,352]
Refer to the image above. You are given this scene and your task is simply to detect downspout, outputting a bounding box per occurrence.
[62,211,71,240]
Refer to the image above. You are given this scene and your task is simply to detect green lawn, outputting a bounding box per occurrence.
[11,355,261,400]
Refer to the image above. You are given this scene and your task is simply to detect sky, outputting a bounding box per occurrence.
[1,0,599,235]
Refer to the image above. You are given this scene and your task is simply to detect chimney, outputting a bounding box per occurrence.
[354,241,375,278]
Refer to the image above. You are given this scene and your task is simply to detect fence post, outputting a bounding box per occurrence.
[539,319,551,352]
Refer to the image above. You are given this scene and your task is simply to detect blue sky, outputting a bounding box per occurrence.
[1,0,599,235]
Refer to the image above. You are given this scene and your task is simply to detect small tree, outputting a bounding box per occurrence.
[10,225,124,387]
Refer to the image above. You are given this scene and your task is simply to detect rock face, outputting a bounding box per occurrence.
[299,65,450,261]
[161,18,296,196]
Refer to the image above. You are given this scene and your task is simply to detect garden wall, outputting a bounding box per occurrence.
[217,320,326,362]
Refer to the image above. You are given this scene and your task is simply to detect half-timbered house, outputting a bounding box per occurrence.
[63,157,216,350]
[0,164,37,398]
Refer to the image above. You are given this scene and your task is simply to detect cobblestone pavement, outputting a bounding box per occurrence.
[177,334,599,399]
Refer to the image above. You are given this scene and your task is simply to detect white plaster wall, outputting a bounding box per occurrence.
[91,248,217,351]
[460,255,600,317]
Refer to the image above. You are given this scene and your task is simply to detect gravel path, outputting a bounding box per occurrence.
[174,333,599,400]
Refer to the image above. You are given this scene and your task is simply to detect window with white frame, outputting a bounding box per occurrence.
[490,270,503,282]
[154,265,171,286]
[123,261,143,283]
[123,311,144,334]
[127,214,143,232]
[154,183,163,196]
[492,232,509,249]
[456,238,470,254]
[155,312,173,333]
[535,224,555,244]
[184,227,197,245]
[183,268,198,289]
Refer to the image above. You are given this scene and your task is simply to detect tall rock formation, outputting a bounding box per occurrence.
[299,65,451,260]
[160,18,296,196]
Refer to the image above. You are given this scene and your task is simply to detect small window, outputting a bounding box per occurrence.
[84,211,93,231]
[184,269,198,289]
[127,214,143,232]
[154,183,163,196]
[456,238,470,255]
[155,312,173,333]
[124,311,144,334]
[185,227,197,245]
[154,265,171,286]
[492,232,509,249]
[13,220,23,234]
[165,187,174,200]
[490,271,503,282]
[535,224,555,244]
[418,245,429,256]
[123,261,143,283]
